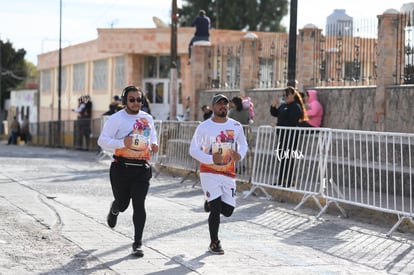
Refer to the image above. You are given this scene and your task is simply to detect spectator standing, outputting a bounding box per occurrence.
[98,86,159,257]
[201,105,213,120]
[183,96,191,121]
[189,94,248,255]
[141,94,151,115]
[188,10,210,64]
[228,96,250,125]
[103,95,122,116]
[270,86,307,187]
[73,95,92,150]
[299,90,323,127]
[20,115,31,144]
[8,116,20,145]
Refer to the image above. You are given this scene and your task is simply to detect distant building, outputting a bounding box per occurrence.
[326,9,353,37]
[401,2,414,26]
[9,89,38,124]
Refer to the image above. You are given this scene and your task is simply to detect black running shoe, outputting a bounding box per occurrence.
[132,242,144,257]
[208,240,224,255]
[107,202,118,228]
[204,200,210,212]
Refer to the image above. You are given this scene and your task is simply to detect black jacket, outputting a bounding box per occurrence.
[270,102,302,126]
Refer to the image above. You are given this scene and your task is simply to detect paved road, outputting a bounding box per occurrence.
[0,143,413,274]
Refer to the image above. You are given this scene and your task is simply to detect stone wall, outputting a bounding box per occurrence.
[198,85,414,133]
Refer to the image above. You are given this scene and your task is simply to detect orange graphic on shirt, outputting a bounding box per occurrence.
[115,118,152,160]
[200,129,237,178]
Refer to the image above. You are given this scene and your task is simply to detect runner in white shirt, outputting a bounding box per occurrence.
[98,86,158,257]
[189,94,248,255]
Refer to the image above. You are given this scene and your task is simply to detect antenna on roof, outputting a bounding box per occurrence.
[152,16,168,28]
[109,19,119,28]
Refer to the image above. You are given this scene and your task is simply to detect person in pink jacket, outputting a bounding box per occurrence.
[299,90,323,127]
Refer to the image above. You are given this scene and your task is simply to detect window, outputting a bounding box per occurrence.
[114,56,125,89]
[93,59,108,90]
[143,56,181,78]
[73,63,85,92]
[41,70,52,93]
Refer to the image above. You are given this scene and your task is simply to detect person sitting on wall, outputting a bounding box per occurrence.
[188,9,210,65]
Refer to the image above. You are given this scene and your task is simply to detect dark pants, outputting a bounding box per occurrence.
[109,161,152,244]
[74,118,91,150]
[208,197,234,242]
[276,129,299,187]
[8,131,19,145]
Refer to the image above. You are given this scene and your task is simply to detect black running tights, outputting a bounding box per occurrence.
[208,197,234,242]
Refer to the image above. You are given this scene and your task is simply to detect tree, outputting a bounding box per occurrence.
[178,0,288,32]
[0,40,27,109]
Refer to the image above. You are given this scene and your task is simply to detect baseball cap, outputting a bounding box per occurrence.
[212,94,229,105]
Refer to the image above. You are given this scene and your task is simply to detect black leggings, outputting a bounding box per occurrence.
[208,197,234,242]
[109,162,152,244]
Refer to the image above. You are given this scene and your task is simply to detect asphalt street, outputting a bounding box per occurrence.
[0,142,413,274]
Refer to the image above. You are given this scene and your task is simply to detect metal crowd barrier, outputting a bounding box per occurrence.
[62,117,414,236]
[322,129,414,236]
[245,125,414,236]
[156,121,201,184]
[245,126,331,211]
[234,125,253,183]
[96,116,112,161]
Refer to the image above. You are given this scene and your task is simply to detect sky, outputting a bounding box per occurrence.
[0,0,410,64]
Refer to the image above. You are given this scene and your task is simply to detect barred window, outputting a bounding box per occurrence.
[258,58,274,88]
[93,59,108,90]
[144,56,181,78]
[114,56,125,89]
[41,70,52,93]
[73,63,85,92]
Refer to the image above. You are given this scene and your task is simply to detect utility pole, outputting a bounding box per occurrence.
[215,0,219,29]
[57,0,62,143]
[169,0,178,120]
[287,0,298,87]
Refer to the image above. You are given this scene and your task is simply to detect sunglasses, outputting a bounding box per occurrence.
[128,97,143,103]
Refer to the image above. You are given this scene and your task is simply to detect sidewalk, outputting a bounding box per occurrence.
[0,143,413,274]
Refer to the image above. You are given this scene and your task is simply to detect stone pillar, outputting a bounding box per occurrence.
[190,41,212,120]
[297,25,323,92]
[240,33,259,96]
[375,10,406,131]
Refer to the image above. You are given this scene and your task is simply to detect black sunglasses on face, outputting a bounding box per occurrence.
[128,97,143,103]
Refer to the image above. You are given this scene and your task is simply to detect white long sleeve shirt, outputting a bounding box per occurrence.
[97,109,157,160]
[189,118,248,178]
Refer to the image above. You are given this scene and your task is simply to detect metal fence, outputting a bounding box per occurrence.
[29,118,101,151]
[26,119,414,236]
[246,126,414,236]
[207,15,414,88]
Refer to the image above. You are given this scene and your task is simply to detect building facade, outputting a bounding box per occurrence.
[37,27,275,122]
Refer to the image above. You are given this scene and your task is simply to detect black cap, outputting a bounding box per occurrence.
[212,94,229,105]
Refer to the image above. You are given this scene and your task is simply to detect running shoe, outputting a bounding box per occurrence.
[107,202,118,228]
[132,242,144,257]
[208,240,224,255]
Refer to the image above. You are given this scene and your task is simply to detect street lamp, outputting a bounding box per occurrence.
[57,0,62,141]
[169,0,178,121]
[287,0,298,87]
